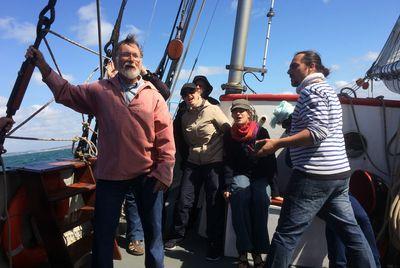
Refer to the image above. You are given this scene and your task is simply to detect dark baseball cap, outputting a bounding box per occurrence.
[193,75,213,96]
[180,83,197,97]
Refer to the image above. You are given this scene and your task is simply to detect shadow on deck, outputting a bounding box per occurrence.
[113,230,237,268]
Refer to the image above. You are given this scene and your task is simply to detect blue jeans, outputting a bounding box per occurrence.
[124,191,144,242]
[265,170,376,268]
[91,176,164,268]
[326,194,381,267]
[230,175,270,254]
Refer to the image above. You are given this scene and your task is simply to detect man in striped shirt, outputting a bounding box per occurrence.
[256,51,375,268]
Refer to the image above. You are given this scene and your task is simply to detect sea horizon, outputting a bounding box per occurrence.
[2,147,74,168]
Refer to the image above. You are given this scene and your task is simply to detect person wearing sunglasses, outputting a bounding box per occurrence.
[165,83,230,261]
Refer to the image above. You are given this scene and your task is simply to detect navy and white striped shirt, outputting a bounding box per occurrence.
[290,80,350,178]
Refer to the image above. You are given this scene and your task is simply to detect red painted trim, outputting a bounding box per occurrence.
[339,97,400,108]
[220,94,400,108]
[220,94,299,102]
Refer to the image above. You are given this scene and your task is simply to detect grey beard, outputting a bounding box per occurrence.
[120,68,140,80]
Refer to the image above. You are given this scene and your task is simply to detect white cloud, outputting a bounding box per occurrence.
[3,100,84,153]
[333,80,350,89]
[0,17,35,43]
[280,91,296,95]
[352,51,379,62]
[71,3,144,48]
[0,96,7,107]
[178,66,227,81]
[32,71,74,85]
[330,64,340,71]
[71,2,113,46]
[331,79,400,100]
[362,51,379,61]
[356,81,400,100]
[122,25,144,41]
[32,71,45,85]
[197,66,227,76]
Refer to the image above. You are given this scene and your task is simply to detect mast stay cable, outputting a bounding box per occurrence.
[45,29,110,60]
[243,0,276,94]
[154,0,184,79]
[163,0,197,88]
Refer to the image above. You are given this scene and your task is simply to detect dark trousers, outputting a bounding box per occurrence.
[91,176,164,268]
[326,194,381,267]
[172,162,225,249]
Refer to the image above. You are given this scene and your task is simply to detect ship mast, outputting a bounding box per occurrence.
[222,0,253,94]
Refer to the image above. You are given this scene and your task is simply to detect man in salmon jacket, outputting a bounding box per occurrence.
[26,34,175,268]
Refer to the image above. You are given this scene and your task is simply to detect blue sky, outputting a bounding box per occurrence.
[0,0,399,153]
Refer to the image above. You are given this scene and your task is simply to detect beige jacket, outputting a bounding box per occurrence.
[182,100,230,165]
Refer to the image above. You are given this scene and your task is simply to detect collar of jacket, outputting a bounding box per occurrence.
[188,99,210,112]
[108,75,156,97]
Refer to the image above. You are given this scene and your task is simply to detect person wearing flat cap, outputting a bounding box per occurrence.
[165,82,230,261]
[222,98,278,268]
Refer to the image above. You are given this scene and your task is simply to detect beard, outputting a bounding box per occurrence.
[120,67,140,80]
[118,61,141,81]
[290,77,300,87]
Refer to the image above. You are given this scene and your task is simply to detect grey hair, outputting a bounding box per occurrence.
[113,34,143,61]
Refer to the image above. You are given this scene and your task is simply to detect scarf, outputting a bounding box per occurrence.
[231,121,259,142]
[296,72,325,94]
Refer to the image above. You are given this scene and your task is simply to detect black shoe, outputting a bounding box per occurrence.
[164,237,183,251]
[205,246,222,261]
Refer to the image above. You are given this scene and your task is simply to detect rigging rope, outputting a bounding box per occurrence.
[169,0,207,103]
[155,0,184,78]
[367,16,400,93]
[6,135,98,158]
[186,0,220,82]
[46,29,110,60]
[1,3,57,267]
[1,0,57,155]
[43,37,62,77]
[377,116,400,250]
[340,93,389,176]
[163,0,196,88]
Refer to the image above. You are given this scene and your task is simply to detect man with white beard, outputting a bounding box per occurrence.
[25,34,175,268]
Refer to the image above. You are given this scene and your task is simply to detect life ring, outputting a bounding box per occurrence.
[1,182,69,268]
[349,170,389,260]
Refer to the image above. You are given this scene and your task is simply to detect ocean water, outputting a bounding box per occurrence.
[2,147,74,169]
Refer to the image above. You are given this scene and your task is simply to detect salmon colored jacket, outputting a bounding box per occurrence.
[43,70,176,187]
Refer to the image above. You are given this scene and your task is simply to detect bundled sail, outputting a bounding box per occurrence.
[367,16,400,93]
